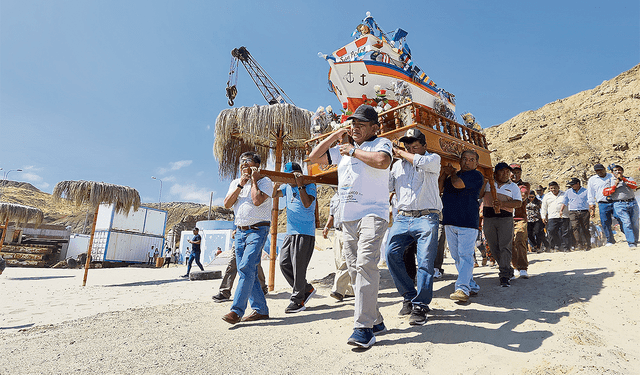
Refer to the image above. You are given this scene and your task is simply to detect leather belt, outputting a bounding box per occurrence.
[237,221,271,231]
[613,198,636,203]
[398,209,441,219]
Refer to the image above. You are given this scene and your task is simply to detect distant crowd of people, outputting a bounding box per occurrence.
[188,104,638,349]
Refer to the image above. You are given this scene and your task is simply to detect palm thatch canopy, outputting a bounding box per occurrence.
[53,180,141,215]
[214,103,312,179]
[0,202,44,226]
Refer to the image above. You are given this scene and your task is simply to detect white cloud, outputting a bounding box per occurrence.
[162,175,177,182]
[196,171,204,177]
[158,160,192,174]
[17,166,49,189]
[206,125,211,130]
[169,183,214,204]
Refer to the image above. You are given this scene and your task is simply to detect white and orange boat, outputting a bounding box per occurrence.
[319,11,456,119]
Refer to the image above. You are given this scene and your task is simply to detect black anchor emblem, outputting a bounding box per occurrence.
[345,65,354,83]
[359,74,368,86]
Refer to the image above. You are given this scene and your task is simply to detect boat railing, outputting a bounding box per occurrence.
[303,101,488,153]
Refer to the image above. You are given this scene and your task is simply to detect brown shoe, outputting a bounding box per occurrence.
[222,311,241,325]
[241,310,269,322]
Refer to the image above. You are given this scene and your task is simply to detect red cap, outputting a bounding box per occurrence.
[509,163,522,170]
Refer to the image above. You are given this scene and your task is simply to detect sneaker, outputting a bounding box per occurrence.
[330,291,344,302]
[449,289,469,302]
[180,274,189,278]
[605,242,614,247]
[347,328,376,348]
[519,270,529,279]
[285,301,306,313]
[500,277,511,287]
[212,292,231,303]
[409,305,428,326]
[303,287,316,305]
[433,269,443,279]
[372,321,387,335]
[398,300,413,316]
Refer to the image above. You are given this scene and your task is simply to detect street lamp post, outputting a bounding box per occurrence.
[1,169,22,198]
[151,176,163,210]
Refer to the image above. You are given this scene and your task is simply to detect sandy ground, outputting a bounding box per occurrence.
[2,233,640,375]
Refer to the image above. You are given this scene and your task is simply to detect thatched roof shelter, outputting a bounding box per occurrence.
[213,103,312,178]
[0,202,44,226]
[53,180,140,214]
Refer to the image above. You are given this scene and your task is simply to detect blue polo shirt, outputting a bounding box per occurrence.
[566,187,589,211]
[280,183,317,236]
[442,169,484,229]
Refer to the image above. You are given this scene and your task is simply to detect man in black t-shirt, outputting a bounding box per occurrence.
[182,228,204,277]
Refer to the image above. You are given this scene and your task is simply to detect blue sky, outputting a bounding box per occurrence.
[1,0,638,206]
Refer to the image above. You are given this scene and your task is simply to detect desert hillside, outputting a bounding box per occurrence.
[484,64,640,186]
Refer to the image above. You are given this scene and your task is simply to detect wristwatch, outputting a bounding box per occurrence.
[348,148,356,157]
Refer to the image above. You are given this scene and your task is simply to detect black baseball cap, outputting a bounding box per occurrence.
[567,178,580,187]
[494,162,512,172]
[347,104,379,124]
[399,128,426,144]
[594,163,605,171]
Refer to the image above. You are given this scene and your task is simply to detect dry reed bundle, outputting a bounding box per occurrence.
[0,202,44,226]
[214,103,312,179]
[53,180,140,215]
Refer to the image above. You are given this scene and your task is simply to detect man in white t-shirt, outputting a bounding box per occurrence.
[480,162,522,287]
[221,151,273,325]
[309,104,392,349]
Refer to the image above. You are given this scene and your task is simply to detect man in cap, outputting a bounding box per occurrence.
[603,165,638,247]
[587,164,616,246]
[221,151,273,324]
[541,181,570,252]
[309,104,392,348]
[273,162,318,313]
[480,162,522,287]
[439,149,484,302]
[386,128,441,323]
[509,163,530,279]
[565,178,591,251]
[181,229,204,277]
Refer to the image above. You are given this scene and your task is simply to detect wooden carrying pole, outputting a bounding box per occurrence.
[268,128,284,291]
[82,205,100,287]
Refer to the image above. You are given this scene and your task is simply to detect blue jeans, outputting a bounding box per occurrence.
[186,250,204,274]
[385,213,439,308]
[598,202,616,244]
[445,226,480,295]
[231,226,270,317]
[613,200,639,246]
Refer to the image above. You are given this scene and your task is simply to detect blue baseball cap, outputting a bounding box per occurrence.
[284,162,302,173]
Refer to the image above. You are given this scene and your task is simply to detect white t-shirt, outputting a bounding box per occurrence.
[483,181,522,215]
[227,177,273,226]
[328,136,392,222]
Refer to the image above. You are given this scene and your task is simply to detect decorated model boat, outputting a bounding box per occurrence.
[318,12,456,121]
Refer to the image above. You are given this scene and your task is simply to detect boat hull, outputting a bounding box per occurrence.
[328,60,455,114]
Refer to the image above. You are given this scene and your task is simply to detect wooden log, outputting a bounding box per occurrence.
[0,252,50,261]
[1,244,56,254]
[5,259,48,267]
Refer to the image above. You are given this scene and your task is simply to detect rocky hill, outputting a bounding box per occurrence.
[484,64,640,186]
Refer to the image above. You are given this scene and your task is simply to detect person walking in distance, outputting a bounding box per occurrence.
[181,228,204,277]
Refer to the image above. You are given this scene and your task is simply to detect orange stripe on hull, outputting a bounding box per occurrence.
[366,64,439,97]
